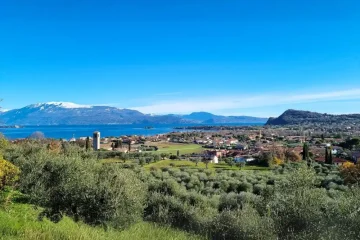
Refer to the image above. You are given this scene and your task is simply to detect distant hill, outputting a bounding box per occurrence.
[0,102,268,125]
[182,112,267,123]
[266,109,360,125]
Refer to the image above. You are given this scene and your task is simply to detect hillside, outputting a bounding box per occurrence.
[0,102,267,125]
[266,109,360,125]
[0,201,201,240]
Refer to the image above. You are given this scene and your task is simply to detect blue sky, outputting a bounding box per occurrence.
[1,0,360,117]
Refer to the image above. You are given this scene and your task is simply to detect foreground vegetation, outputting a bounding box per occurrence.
[1,138,360,239]
[0,195,201,240]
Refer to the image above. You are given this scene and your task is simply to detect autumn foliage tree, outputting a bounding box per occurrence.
[285,149,301,162]
[0,158,20,190]
[340,163,360,185]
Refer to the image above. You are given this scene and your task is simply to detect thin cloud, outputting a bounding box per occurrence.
[154,92,183,96]
[131,88,360,114]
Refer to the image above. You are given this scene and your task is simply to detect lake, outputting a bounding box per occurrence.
[0,123,263,140]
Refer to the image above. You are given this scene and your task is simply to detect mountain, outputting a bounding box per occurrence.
[183,112,268,124]
[266,109,360,125]
[0,102,268,125]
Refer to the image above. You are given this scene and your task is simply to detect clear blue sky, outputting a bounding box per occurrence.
[1,0,360,117]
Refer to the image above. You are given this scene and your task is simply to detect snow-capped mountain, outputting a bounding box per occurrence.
[29,102,92,109]
[0,102,268,125]
[0,102,189,125]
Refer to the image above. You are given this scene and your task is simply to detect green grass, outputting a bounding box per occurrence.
[151,143,203,155]
[144,160,269,171]
[0,202,203,240]
[100,158,129,164]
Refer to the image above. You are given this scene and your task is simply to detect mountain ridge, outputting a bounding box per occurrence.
[266,109,360,125]
[0,102,268,125]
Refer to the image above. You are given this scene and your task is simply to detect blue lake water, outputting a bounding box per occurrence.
[0,123,263,140]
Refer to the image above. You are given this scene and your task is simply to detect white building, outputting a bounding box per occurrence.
[211,156,219,164]
[93,131,100,150]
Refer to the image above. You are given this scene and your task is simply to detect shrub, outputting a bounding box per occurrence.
[0,158,20,190]
[253,184,266,195]
[211,206,276,240]
[5,144,147,229]
[219,192,261,211]
[340,163,360,185]
[237,182,253,193]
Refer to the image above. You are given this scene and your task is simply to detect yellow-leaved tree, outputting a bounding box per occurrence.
[0,158,20,190]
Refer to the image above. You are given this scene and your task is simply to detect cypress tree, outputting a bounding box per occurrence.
[85,137,91,151]
[328,146,333,164]
[302,143,309,161]
[325,146,329,164]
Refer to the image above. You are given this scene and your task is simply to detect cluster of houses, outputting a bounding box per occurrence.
[58,129,359,167]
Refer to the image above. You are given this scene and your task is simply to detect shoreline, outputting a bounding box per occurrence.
[0,123,264,140]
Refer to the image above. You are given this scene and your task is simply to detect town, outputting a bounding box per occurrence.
[44,123,360,170]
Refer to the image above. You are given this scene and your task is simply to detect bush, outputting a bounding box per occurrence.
[218,192,261,211]
[238,182,253,193]
[211,206,276,240]
[5,144,147,229]
[0,158,20,190]
[340,163,360,185]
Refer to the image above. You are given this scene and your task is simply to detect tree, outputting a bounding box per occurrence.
[177,150,180,157]
[236,161,245,169]
[329,148,333,164]
[340,163,360,184]
[340,138,360,150]
[203,158,211,169]
[285,149,301,162]
[0,133,9,154]
[154,155,160,162]
[160,153,168,160]
[139,157,145,166]
[228,159,235,168]
[302,143,309,161]
[146,157,152,164]
[194,158,200,166]
[47,141,61,154]
[85,137,91,151]
[325,146,333,164]
[0,158,20,190]
[169,155,178,160]
[29,131,45,140]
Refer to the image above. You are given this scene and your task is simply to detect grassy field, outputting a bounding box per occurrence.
[149,142,204,155]
[0,202,202,240]
[144,160,269,171]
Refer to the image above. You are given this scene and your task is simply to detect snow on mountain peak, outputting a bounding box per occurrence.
[30,102,92,109]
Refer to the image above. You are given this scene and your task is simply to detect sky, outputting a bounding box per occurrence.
[1,0,360,117]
